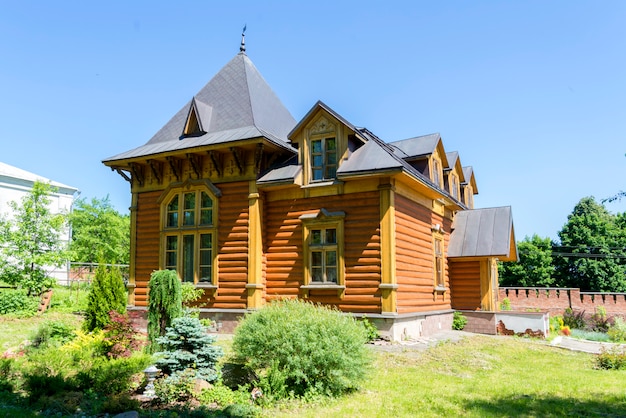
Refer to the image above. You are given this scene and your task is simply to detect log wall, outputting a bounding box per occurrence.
[449,260,482,310]
[264,191,382,313]
[394,194,452,314]
[132,182,250,309]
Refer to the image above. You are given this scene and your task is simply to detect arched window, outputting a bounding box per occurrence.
[161,187,217,286]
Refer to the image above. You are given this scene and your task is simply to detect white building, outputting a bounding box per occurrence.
[0,162,79,284]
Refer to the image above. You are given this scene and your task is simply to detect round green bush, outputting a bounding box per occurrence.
[232,299,371,399]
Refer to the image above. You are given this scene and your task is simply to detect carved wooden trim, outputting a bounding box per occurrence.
[147,159,163,184]
[112,168,131,183]
[129,162,145,187]
[166,156,182,182]
[230,147,244,174]
[187,153,202,179]
[254,143,264,174]
[208,150,222,177]
[309,116,334,135]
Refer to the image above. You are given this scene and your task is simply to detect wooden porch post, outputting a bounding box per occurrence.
[379,180,397,314]
[246,181,264,309]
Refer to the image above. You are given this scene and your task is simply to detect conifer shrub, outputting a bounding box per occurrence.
[83,264,127,332]
[231,299,371,399]
[147,270,182,352]
[155,315,223,382]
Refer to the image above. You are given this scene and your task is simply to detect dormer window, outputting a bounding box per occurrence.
[311,137,337,181]
[449,173,459,200]
[432,158,442,188]
[463,184,474,208]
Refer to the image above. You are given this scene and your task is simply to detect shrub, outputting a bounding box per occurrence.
[75,353,152,395]
[595,346,626,370]
[589,306,611,333]
[0,289,38,316]
[83,264,127,332]
[0,358,16,392]
[147,270,182,352]
[103,310,144,359]
[153,368,197,404]
[232,299,371,399]
[607,316,626,343]
[30,320,77,349]
[359,316,379,341]
[500,298,511,311]
[452,311,468,330]
[563,308,586,330]
[197,381,251,407]
[155,315,223,382]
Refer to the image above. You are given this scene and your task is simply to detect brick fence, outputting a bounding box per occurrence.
[499,287,626,316]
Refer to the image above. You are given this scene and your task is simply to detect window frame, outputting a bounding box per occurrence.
[309,136,338,182]
[432,228,446,291]
[299,209,346,296]
[449,173,459,200]
[431,157,442,188]
[159,185,218,288]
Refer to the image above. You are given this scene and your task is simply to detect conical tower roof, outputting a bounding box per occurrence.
[105,52,296,162]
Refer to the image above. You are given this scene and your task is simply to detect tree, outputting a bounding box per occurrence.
[83,263,127,332]
[0,181,67,295]
[554,197,626,292]
[147,270,183,352]
[155,316,223,382]
[69,196,130,265]
[500,235,555,287]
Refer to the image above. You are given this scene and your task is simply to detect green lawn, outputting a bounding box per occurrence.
[265,336,626,417]
[2,304,625,417]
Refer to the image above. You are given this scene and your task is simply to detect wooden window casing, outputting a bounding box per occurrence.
[160,187,218,287]
[300,210,345,291]
[310,137,337,182]
[433,232,445,290]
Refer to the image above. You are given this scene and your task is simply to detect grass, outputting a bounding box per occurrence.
[264,336,626,417]
[0,285,86,352]
[2,290,626,417]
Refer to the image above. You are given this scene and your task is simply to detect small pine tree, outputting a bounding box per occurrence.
[147,270,182,352]
[155,315,223,382]
[83,263,127,332]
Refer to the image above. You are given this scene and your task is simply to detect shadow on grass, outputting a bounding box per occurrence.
[466,394,626,417]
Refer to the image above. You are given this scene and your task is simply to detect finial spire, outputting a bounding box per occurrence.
[240,24,247,53]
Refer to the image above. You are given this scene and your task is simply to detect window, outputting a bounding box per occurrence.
[310,227,338,283]
[311,137,337,181]
[432,158,442,188]
[161,188,217,285]
[449,174,459,200]
[463,184,474,208]
[299,209,345,294]
[433,233,445,289]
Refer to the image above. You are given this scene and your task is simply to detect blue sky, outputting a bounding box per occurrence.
[1,1,625,241]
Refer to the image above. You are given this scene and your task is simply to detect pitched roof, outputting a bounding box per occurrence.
[0,162,78,194]
[104,52,297,163]
[390,133,440,158]
[462,166,478,193]
[448,206,517,261]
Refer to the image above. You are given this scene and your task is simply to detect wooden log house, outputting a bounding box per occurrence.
[103,39,517,340]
